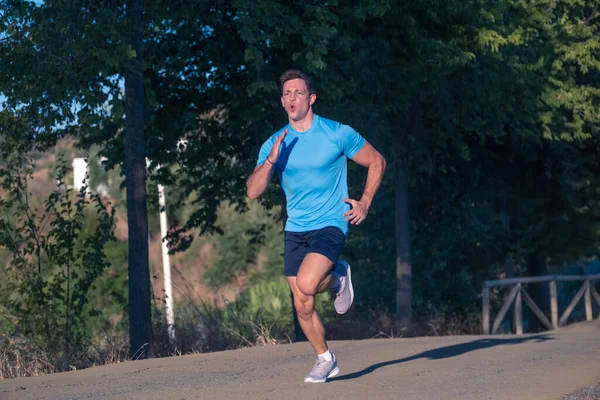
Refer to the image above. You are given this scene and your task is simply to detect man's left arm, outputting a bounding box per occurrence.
[343,140,386,225]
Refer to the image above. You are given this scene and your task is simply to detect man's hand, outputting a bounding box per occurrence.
[342,198,369,225]
[246,129,288,200]
[267,129,288,164]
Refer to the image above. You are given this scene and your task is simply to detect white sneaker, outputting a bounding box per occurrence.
[332,260,354,314]
[304,353,339,383]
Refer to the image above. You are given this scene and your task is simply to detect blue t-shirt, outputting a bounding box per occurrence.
[257,114,365,235]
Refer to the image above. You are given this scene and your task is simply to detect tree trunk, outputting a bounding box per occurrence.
[395,159,412,331]
[498,189,515,332]
[498,190,515,278]
[125,0,153,359]
[394,99,418,332]
[526,251,550,332]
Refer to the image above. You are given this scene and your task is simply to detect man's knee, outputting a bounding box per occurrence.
[296,275,318,296]
[293,293,315,319]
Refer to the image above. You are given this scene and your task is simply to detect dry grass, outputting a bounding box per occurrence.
[0,314,295,379]
[415,311,481,337]
[0,329,132,380]
[0,311,482,381]
[248,321,292,347]
[90,330,130,366]
[0,335,57,379]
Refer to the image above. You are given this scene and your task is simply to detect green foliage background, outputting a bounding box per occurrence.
[1,0,600,377]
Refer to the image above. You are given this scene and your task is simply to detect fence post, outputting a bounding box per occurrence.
[515,283,523,335]
[585,280,592,321]
[482,286,490,335]
[549,280,558,329]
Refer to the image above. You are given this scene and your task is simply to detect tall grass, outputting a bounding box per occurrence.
[0,275,485,379]
[0,276,336,379]
[154,276,336,355]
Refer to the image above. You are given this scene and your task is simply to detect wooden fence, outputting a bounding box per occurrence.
[482,274,600,335]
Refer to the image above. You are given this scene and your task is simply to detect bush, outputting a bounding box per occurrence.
[152,276,336,355]
[0,151,116,374]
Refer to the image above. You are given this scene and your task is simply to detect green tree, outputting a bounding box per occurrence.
[0,131,116,370]
[307,0,515,329]
[0,0,257,355]
[0,0,155,357]
[490,0,600,327]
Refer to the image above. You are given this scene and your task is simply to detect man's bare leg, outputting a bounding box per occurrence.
[287,252,337,354]
[289,252,343,382]
[288,276,328,353]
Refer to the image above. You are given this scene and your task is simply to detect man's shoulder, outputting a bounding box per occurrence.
[315,115,344,133]
[315,115,356,138]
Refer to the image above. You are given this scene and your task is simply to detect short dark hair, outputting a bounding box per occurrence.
[279,69,315,95]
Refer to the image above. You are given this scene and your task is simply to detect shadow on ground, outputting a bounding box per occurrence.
[330,334,554,381]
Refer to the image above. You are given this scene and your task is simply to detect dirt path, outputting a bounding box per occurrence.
[2,320,599,400]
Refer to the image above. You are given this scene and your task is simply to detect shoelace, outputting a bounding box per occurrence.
[311,358,329,375]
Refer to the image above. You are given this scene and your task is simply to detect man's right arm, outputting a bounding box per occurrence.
[246,128,288,200]
[246,160,276,200]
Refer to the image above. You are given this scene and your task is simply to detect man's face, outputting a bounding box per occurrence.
[281,78,316,121]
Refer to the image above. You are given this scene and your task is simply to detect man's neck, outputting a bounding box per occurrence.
[289,110,315,132]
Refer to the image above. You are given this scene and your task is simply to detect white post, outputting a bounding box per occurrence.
[146,158,176,343]
[72,158,89,193]
[157,181,175,342]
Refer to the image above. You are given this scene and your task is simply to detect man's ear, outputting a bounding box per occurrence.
[309,93,317,106]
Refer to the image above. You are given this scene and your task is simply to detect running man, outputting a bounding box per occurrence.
[246,69,386,383]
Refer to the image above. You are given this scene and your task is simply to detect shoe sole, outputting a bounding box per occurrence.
[304,366,340,383]
[336,262,354,314]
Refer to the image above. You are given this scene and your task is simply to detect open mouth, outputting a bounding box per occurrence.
[289,105,296,112]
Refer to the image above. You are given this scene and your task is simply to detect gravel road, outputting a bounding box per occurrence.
[2,319,599,400]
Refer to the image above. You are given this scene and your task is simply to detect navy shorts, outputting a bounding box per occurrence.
[284,226,346,276]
